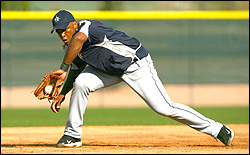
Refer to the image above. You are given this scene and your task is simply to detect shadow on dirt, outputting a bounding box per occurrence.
[1,144,56,147]
[1,143,224,148]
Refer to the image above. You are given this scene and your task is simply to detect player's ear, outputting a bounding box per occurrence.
[73,21,78,30]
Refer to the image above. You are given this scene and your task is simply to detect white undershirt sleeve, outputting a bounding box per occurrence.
[78,20,91,39]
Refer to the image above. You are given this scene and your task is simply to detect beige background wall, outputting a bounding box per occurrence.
[1,84,249,108]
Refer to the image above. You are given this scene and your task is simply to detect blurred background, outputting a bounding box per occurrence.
[1,1,249,10]
[1,1,249,108]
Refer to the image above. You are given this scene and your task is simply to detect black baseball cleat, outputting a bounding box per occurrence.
[57,135,82,147]
[216,125,234,146]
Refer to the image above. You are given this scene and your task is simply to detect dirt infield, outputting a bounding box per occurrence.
[1,124,249,154]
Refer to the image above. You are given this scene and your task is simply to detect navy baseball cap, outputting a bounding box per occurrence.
[51,10,75,34]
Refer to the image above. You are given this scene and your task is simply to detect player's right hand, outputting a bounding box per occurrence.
[51,94,65,113]
[51,69,67,80]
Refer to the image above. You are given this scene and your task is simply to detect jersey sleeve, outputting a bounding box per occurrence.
[78,20,105,44]
[78,20,91,38]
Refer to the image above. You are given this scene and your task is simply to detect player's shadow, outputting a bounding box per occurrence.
[2,143,170,148]
[1,144,56,147]
[82,144,169,147]
[83,144,224,148]
[1,143,225,148]
[186,144,224,147]
[1,143,163,148]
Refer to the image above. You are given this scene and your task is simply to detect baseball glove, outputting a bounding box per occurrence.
[33,71,64,102]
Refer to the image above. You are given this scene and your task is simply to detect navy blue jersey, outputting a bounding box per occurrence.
[64,20,149,76]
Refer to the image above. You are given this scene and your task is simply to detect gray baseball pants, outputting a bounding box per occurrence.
[64,54,223,139]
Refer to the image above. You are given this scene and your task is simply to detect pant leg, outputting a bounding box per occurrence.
[121,54,223,138]
[64,66,122,138]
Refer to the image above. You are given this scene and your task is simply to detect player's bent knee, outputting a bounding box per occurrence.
[74,78,91,91]
[74,76,100,93]
[150,105,177,117]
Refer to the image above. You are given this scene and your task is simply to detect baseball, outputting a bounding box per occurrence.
[45,85,53,94]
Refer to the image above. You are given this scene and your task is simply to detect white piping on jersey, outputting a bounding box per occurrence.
[134,44,142,60]
[95,35,141,61]
[64,35,141,63]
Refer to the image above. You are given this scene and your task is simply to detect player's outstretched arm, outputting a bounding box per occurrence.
[51,32,87,78]
[63,32,87,65]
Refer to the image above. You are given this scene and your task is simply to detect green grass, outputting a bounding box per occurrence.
[1,106,249,127]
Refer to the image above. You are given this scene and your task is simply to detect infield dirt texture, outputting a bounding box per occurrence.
[1,84,249,153]
[1,124,249,154]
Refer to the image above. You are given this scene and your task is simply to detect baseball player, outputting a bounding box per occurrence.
[50,10,234,147]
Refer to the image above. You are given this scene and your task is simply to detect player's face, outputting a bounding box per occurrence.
[56,21,78,45]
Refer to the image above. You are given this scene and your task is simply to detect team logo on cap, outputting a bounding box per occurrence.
[54,16,60,22]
